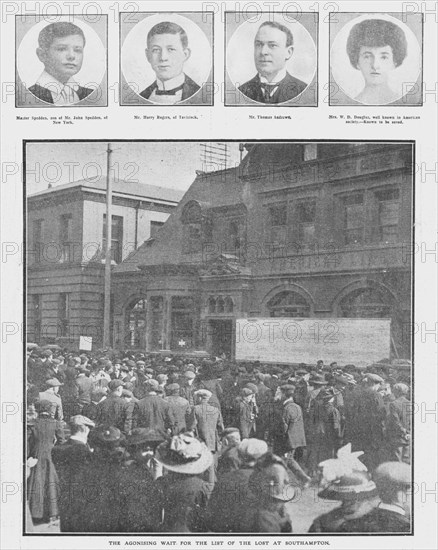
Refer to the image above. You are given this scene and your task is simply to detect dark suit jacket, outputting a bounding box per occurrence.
[96,395,132,433]
[28,83,93,104]
[134,394,175,432]
[238,72,307,104]
[140,74,200,102]
[340,507,411,533]
[193,402,224,451]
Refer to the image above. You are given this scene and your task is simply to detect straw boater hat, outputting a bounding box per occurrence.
[155,433,213,474]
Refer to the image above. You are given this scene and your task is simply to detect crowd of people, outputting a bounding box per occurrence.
[26,346,412,533]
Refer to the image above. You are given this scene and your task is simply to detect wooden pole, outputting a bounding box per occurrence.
[103,143,112,349]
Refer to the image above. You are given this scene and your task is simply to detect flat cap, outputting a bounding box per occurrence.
[222,427,240,436]
[69,415,95,428]
[157,374,168,383]
[240,387,254,397]
[145,379,159,391]
[45,378,63,387]
[166,383,180,394]
[194,389,212,400]
[244,383,258,394]
[108,379,124,391]
[238,438,268,462]
[145,368,154,374]
[364,373,384,384]
[184,370,196,379]
[374,462,411,488]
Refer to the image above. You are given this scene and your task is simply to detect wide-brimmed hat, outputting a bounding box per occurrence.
[155,433,213,474]
[91,426,124,446]
[318,471,378,502]
[126,427,167,447]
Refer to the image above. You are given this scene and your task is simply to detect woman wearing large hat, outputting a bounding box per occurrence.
[153,433,213,532]
[308,444,379,532]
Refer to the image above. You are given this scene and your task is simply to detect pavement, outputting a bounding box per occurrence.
[31,485,338,534]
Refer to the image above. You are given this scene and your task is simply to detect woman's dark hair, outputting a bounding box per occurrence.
[346,19,408,68]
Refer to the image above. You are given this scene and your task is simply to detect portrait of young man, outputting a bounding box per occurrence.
[225,13,318,107]
[120,13,213,106]
[329,13,423,106]
[16,16,107,108]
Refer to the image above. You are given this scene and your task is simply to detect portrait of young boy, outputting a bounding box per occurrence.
[28,22,93,105]
[140,21,200,104]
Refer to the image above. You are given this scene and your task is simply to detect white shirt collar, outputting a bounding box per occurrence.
[379,503,406,516]
[156,73,185,91]
[283,397,294,405]
[259,68,287,85]
[35,70,80,105]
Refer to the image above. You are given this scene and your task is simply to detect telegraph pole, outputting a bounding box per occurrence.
[103,143,112,349]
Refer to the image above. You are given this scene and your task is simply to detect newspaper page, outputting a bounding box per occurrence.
[0,1,437,550]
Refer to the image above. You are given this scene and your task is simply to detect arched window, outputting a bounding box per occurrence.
[125,298,147,348]
[339,288,392,318]
[225,296,234,313]
[267,291,311,318]
[216,297,225,313]
[182,201,202,253]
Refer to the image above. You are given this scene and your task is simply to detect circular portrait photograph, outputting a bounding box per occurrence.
[120,12,213,106]
[330,13,422,106]
[225,12,317,106]
[16,15,107,108]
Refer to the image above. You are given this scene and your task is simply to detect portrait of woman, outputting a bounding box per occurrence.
[346,19,407,105]
[329,13,422,106]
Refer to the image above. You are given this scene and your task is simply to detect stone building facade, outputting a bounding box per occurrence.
[27,177,183,348]
[112,142,413,361]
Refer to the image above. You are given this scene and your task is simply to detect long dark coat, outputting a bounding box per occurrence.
[51,438,94,532]
[27,417,64,519]
[134,394,175,432]
[281,400,306,451]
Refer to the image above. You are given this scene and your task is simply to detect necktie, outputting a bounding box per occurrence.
[155,83,184,96]
[260,83,279,103]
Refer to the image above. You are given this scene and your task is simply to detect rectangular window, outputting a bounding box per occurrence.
[268,203,287,245]
[32,294,42,341]
[297,201,316,245]
[376,189,400,243]
[32,219,43,263]
[58,293,70,337]
[60,214,73,262]
[303,144,318,161]
[103,215,123,263]
[343,194,364,245]
[171,297,194,350]
[150,220,164,238]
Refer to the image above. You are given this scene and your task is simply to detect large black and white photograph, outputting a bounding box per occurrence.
[15,15,108,108]
[25,140,413,535]
[120,13,213,106]
[329,13,423,106]
[225,13,317,106]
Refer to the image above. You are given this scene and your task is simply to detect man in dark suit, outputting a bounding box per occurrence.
[140,21,200,104]
[96,379,133,434]
[133,379,175,433]
[238,21,307,104]
[28,22,93,105]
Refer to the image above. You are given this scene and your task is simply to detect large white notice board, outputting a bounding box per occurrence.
[235,318,391,367]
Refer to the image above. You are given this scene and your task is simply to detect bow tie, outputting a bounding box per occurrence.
[154,83,184,96]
